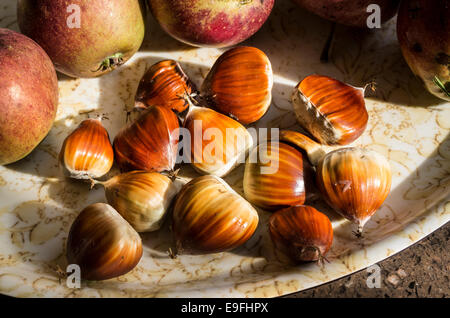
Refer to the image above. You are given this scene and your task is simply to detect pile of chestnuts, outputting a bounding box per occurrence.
[61,47,392,281]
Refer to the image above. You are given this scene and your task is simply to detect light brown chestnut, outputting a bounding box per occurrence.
[59,118,114,180]
[135,59,197,114]
[316,147,392,235]
[66,203,143,281]
[243,141,314,211]
[113,105,179,173]
[269,205,333,263]
[280,130,392,235]
[183,103,253,177]
[291,75,369,145]
[172,175,259,254]
[201,46,273,125]
[93,171,181,232]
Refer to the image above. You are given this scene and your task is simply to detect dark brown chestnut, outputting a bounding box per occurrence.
[66,203,143,281]
[135,59,197,113]
[269,205,333,263]
[113,105,179,173]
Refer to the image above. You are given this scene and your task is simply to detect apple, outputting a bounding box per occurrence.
[17,0,146,78]
[397,0,450,101]
[147,0,274,48]
[0,29,58,165]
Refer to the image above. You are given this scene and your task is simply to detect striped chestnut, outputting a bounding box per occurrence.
[316,147,392,235]
[243,141,314,211]
[59,118,114,180]
[269,205,333,264]
[135,59,197,114]
[201,46,273,125]
[172,175,259,254]
[113,105,179,173]
[92,171,181,232]
[183,102,253,177]
[291,75,369,145]
[66,203,143,281]
[280,130,392,235]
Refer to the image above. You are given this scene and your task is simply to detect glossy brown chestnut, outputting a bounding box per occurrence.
[113,105,179,173]
[183,105,253,177]
[135,59,197,113]
[316,147,392,235]
[66,203,143,281]
[243,141,314,211]
[201,46,273,125]
[269,205,333,263]
[292,75,368,145]
[94,171,181,232]
[59,118,114,180]
[172,175,259,254]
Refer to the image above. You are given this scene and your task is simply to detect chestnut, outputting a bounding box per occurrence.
[172,175,259,254]
[243,141,314,211]
[201,46,273,125]
[291,75,369,145]
[113,105,179,173]
[135,59,198,114]
[66,203,143,281]
[59,118,114,180]
[269,205,333,264]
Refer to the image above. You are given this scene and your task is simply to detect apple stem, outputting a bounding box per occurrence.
[433,76,450,97]
[96,52,125,72]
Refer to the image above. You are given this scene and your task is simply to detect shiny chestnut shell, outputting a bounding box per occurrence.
[113,105,179,172]
[183,106,253,177]
[243,141,314,211]
[135,59,197,113]
[101,171,180,232]
[269,205,333,263]
[201,46,273,125]
[66,203,143,281]
[172,175,259,253]
[316,148,392,232]
[292,75,368,145]
[59,118,114,179]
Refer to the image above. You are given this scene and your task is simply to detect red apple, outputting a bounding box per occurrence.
[0,29,58,165]
[17,0,146,78]
[397,0,450,101]
[147,0,274,48]
[292,0,399,27]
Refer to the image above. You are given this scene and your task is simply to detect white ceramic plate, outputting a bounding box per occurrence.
[0,1,449,298]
